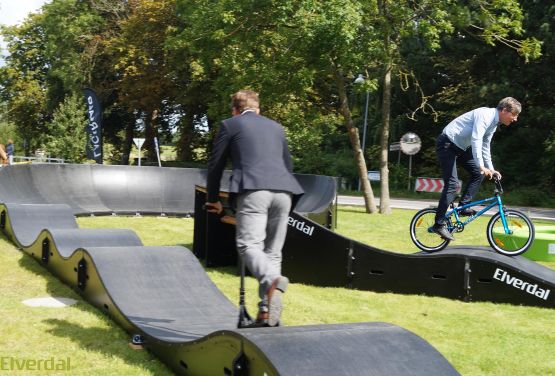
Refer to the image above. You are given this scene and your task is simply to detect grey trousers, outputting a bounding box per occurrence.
[235,190,292,299]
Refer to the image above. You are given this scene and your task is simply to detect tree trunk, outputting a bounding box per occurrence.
[176,107,194,161]
[144,109,159,162]
[120,118,135,165]
[333,64,378,214]
[379,62,392,214]
[376,0,393,214]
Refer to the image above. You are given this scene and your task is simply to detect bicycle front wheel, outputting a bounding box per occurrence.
[486,209,535,256]
[410,208,450,252]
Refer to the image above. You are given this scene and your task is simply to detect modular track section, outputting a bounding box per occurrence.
[0,202,458,375]
[282,213,555,309]
[0,164,336,222]
[193,184,555,309]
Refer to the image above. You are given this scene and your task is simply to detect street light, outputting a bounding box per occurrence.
[355,74,370,191]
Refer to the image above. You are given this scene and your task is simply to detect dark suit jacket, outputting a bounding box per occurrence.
[207,111,304,207]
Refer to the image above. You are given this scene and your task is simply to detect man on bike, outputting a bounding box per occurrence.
[433,97,521,240]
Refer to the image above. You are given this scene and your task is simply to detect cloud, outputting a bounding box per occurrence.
[0,0,49,26]
[0,0,51,65]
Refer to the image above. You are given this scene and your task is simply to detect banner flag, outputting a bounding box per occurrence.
[83,88,103,164]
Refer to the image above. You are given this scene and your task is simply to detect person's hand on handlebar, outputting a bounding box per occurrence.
[205,201,223,215]
[480,166,502,180]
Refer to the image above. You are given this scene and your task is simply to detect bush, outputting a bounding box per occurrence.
[503,186,555,207]
[43,94,87,163]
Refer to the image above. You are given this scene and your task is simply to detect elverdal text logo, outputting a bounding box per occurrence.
[288,217,315,236]
[493,268,551,300]
[0,356,71,372]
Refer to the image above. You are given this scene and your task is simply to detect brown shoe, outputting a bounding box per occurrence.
[255,302,269,325]
[267,276,289,327]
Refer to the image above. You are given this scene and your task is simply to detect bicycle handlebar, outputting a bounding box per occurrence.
[493,175,503,194]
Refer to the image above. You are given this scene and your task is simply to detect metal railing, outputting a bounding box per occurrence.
[12,155,65,164]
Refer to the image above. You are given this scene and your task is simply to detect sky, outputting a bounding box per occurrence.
[0,0,50,65]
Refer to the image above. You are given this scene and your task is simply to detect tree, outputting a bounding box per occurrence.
[364,0,541,213]
[0,14,50,155]
[0,1,106,155]
[0,101,18,149]
[173,0,380,211]
[396,0,549,197]
[43,93,88,162]
[108,0,178,162]
[1,0,550,197]
[174,0,541,214]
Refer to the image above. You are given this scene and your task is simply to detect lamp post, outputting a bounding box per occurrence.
[355,74,370,191]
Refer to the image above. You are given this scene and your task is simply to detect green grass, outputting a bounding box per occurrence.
[336,206,555,268]
[0,209,553,375]
[159,145,177,161]
[0,234,172,375]
[340,185,555,208]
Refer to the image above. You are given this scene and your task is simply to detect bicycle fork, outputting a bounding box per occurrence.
[496,196,513,235]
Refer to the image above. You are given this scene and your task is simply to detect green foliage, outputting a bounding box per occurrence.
[387,163,410,191]
[39,0,107,106]
[396,0,552,197]
[0,1,105,155]
[0,102,18,147]
[0,0,552,197]
[43,94,88,162]
[107,0,179,160]
[502,187,555,208]
[10,84,47,153]
[285,110,349,174]
[542,132,555,189]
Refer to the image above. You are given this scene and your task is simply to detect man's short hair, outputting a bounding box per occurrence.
[231,90,260,113]
[497,97,522,114]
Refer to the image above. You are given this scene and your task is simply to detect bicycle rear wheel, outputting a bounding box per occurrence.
[486,209,535,256]
[410,208,450,252]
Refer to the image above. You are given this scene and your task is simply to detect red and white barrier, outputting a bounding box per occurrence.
[415,177,462,193]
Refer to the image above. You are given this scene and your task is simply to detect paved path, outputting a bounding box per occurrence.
[337,196,555,222]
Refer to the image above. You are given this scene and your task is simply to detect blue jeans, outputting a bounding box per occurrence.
[435,134,484,225]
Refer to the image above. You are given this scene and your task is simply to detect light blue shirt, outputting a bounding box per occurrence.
[443,107,499,169]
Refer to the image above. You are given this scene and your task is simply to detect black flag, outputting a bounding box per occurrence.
[83,87,103,164]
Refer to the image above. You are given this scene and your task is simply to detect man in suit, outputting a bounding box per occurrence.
[206,90,304,326]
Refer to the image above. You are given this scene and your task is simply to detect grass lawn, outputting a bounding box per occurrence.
[0,208,553,375]
[0,233,172,375]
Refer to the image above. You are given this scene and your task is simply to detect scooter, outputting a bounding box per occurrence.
[204,202,265,328]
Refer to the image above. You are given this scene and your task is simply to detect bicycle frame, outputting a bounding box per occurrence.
[444,181,512,235]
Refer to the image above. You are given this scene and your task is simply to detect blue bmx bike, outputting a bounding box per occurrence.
[410,177,535,256]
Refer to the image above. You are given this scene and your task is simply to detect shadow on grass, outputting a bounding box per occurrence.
[12,248,175,373]
[180,242,193,250]
[338,207,373,215]
[9,240,82,299]
[44,318,172,375]
[9,237,187,375]
[5,247,172,375]
[15,250,89,300]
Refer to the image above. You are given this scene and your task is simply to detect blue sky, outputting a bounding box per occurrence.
[0,0,50,65]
